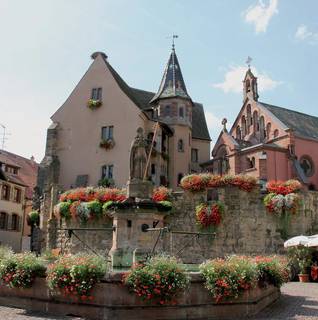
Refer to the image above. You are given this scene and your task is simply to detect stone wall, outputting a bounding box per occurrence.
[54,187,318,263]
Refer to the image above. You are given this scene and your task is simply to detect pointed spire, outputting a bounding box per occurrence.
[150,47,191,103]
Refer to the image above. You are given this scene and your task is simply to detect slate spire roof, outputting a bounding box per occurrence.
[150,47,191,103]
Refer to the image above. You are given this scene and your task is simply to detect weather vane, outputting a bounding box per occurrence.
[246,56,252,69]
[167,34,179,50]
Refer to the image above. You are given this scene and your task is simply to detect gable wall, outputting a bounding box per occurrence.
[51,55,145,189]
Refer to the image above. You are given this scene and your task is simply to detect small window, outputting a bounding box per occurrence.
[179,107,184,118]
[300,156,314,177]
[246,79,251,93]
[151,164,156,175]
[11,214,19,231]
[164,105,171,117]
[178,139,184,152]
[13,188,21,203]
[191,148,199,163]
[101,165,114,180]
[101,126,114,140]
[0,212,7,230]
[91,87,102,100]
[177,173,184,184]
[247,157,255,169]
[1,184,10,201]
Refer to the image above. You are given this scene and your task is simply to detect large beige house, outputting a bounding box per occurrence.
[39,48,210,191]
[0,150,38,251]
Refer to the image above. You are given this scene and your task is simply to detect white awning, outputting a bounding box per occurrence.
[284,234,318,248]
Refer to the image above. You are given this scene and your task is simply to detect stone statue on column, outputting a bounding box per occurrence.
[127,127,153,199]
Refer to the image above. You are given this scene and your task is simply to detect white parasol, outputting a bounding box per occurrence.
[284,235,310,248]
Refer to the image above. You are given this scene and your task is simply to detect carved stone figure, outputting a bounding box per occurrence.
[129,128,149,180]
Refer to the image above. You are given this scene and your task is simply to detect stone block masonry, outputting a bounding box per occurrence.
[55,187,318,263]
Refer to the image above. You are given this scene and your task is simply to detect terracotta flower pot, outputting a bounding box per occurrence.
[298,274,310,282]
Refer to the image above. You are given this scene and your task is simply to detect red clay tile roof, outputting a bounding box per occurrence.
[0,150,38,199]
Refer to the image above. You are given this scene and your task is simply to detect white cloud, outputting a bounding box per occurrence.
[213,65,281,94]
[244,0,278,33]
[295,24,318,44]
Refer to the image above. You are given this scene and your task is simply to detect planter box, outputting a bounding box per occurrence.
[0,274,280,320]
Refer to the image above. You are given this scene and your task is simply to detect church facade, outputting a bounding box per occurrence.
[203,68,318,189]
[39,48,210,191]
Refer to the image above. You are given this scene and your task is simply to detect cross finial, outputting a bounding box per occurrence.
[221,118,228,131]
[246,56,252,69]
[172,34,178,50]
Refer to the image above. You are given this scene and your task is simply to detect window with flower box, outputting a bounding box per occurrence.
[101,126,113,140]
[91,87,102,101]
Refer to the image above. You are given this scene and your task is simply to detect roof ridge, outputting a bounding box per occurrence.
[0,149,38,165]
[260,101,318,120]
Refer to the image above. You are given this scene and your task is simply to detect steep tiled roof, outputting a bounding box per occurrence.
[0,150,38,199]
[103,56,210,141]
[150,49,191,103]
[261,102,318,140]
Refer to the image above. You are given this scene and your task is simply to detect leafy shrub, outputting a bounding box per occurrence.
[55,201,71,219]
[124,255,189,305]
[27,211,40,225]
[47,254,107,300]
[86,200,103,217]
[0,252,46,288]
[287,246,313,274]
[254,256,289,288]
[200,256,257,303]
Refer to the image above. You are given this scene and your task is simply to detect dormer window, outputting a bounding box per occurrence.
[91,87,102,101]
[5,165,18,175]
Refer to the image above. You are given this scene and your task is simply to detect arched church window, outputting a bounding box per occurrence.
[241,116,247,138]
[236,125,241,140]
[266,123,271,139]
[246,79,251,93]
[260,116,265,140]
[178,139,184,152]
[300,155,314,177]
[253,111,259,132]
[273,129,279,138]
[164,105,171,117]
[247,105,252,128]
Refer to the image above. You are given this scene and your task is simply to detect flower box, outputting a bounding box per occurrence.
[99,138,115,150]
[87,99,102,109]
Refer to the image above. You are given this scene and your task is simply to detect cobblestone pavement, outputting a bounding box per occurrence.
[251,282,318,320]
[0,282,317,319]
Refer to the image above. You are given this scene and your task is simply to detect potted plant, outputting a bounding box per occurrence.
[288,246,313,282]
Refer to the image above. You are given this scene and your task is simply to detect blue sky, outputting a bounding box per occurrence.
[1,0,317,161]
